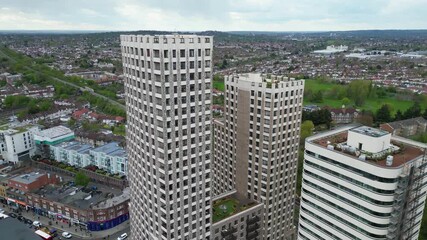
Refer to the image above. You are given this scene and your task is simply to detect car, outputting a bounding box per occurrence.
[117,233,128,240]
[17,215,25,221]
[24,218,33,225]
[9,213,17,218]
[62,232,72,239]
[33,221,42,227]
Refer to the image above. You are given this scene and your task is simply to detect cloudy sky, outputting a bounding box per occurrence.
[0,0,426,31]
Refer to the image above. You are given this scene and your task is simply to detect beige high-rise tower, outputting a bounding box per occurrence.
[121,34,213,240]
[212,73,304,240]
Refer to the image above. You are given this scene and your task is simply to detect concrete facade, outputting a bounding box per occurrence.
[213,73,305,240]
[121,34,213,240]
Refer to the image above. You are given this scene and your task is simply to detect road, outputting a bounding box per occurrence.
[0,48,126,110]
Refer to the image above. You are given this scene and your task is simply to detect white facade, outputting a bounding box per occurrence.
[121,34,213,240]
[0,126,38,163]
[213,73,304,240]
[50,141,127,175]
[33,125,75,146]
[298,125,427,240]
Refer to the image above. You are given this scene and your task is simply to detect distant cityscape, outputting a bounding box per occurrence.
[0,29,426,240]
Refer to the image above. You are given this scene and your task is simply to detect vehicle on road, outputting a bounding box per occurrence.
[9,213,17,218]
[17,215,25,221]
[33,221,42,227]
[24,218,33,224]
[117,233,128,240]
[62,232,72,239]
[35,230,53,240]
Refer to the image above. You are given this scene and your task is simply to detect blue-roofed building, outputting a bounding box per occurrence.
[49,141,128,175]
[90,142,128,175]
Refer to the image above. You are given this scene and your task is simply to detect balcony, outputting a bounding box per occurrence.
[247,230,259,240]
[247,223,260,233]
[221,227,237,237]
[247,216,260,224]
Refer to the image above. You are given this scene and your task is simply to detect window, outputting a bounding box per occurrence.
[205,49,211,56]
[189,49,194,57]
[180,49,185,57]
[180,38,185,43]
[205,38,210,43]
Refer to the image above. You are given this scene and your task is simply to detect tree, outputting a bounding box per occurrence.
[356,111,374,126]
[347,80,371,106]
[311,90,323,103]
[341,97,351,106]
[376,104,392,123]
[300,120,315,143]
[75,171,90,187]
[395,110,404,121]
[404,102,422,119]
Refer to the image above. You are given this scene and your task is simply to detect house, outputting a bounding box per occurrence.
[72,108,90,120]
[329,106,359,124]
[380,117,427,137]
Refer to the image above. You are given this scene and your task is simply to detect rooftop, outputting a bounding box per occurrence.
[35,125,74,139]
[235,73,295,83]
[91,142,126,158]
[57,141,92,154]
[349,126,389,138]
[34,182,125,210]
[212,192,259,223]
[10,172,45,185]
[310,125,426,168]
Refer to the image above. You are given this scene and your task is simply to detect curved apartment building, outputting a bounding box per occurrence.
[298,125,427,240]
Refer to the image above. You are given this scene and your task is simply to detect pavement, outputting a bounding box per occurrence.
[2,204,130,240]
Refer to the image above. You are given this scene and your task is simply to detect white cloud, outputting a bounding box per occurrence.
[0,8,106,30]
[0,0,425,31]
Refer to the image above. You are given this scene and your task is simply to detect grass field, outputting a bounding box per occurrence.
[213,79,225,92]
[304,79,422,114]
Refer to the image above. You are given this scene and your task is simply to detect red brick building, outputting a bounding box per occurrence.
[8,172,60,193]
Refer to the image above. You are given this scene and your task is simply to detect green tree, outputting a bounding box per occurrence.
[404,102,422,119]
[376,104,392,123]
[395,110,404,121]
[75,171,90,187]
[311,90,323,103]
[300,120,315,143]
[341,97,351,106]
[347,80,371,106]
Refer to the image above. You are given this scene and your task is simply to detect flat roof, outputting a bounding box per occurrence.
[0,217,40,240]
[10,172,45,185]
[91,142,126,158]
[349,126,389,138]
[36,125,73,139]
[57,141,92,154]
[34,183,125,210]
[310,125,426,168]
[212,191,260,223]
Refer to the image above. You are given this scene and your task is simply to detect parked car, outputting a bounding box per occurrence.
[117,233,128,240]
[17,215,25,221]
[9,213,17,218]
[33,221,42,227]
[24,218,33,224]
[62,232,72,239]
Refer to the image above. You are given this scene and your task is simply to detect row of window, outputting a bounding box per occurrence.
[123,36,211,44]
